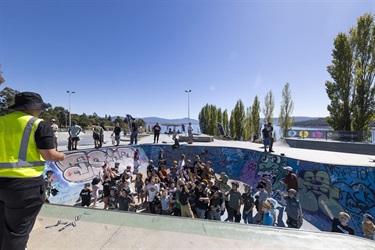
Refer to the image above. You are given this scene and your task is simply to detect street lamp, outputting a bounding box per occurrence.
[66,91,76,127]
[184,90,191,124]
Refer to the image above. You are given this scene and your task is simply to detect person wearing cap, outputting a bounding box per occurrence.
[50,118,59,150]
[147,160,155,175]
[362,213,374,240]
[225,181,241,222]
[44,170,55,203]
[219,174,231,218]
[0,92,65,249]
[281,166,299,192]
[277,188,302,228]
[254,181,269,223]
[68,120,82,150]
[241,184,255,224]
[320,200,354,235]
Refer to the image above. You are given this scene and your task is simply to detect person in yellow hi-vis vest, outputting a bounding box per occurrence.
[0,92,65,250]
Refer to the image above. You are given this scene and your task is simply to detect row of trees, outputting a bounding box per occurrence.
[198,83,295,140]
[326,13,375,140]
[0,87,146,130]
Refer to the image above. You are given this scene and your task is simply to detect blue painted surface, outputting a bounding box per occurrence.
[45,145,375,237]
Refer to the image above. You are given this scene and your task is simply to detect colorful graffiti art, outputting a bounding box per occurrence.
[44,144,375,238]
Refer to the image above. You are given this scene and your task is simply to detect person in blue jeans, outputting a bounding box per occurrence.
[241,184,255,224]
[129,118,138,145]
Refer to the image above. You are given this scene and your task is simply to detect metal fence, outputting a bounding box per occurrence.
[286,129,369,142]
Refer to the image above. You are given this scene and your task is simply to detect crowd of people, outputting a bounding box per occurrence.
[70,150,374,239]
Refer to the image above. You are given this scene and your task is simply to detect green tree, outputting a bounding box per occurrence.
[198,104,210,134]
[230,99,245,139]
[0,64,5,86]
[243,106,252,141]
[217,108,222,125]
[263,90,275,125]
[325,32,353,130]
[278,83,295,138]
[79,113,90,128]
[209,105,218,135]
[251,96,261,139]
[0,87,19,116]
[350,13,375,137]
[222,109,229,136]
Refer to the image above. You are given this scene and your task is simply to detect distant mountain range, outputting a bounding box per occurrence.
[110,116,199,124]
[142,117,199,124]
[110,116,322,126]
[261,117,324,126]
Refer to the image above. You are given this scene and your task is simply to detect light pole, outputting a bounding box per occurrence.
[185,90,191,124]
[66,91,76,127]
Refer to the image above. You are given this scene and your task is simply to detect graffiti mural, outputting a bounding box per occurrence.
[44,144,374,237]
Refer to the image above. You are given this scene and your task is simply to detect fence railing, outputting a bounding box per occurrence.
[286,129,369,142]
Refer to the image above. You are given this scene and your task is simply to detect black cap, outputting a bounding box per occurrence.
[231,181,239,187]
[10,92,51,110]
[256,182,266,189]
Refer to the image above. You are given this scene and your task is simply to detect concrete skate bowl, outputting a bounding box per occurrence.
[46,144,375,238]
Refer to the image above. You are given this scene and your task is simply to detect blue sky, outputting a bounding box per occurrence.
[0,0,373,120]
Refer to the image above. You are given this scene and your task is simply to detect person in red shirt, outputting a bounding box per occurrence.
[280,166,299,192]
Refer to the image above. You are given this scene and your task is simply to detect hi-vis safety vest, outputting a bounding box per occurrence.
[0,111,45,178]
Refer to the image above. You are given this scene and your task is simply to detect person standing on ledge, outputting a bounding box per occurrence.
[187,122,193,144]
[268,122,274,152]
[50,118,58,150]
[111,122,122,146]
[262,123,270,152]
[0,92,65,250]
[152,122,161,144]
[129,118,138,145]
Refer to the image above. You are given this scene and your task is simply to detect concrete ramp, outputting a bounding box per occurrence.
[28,205,373,250]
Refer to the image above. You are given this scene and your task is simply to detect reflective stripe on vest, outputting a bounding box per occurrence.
[0,117,45,169]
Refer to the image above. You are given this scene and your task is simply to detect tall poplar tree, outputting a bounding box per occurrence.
[230,99,245,139]
[263,90,275,125]
[243,106,253,141]
[325,13,375,139]
[278,83,295,138]
[350,13,375,135]
[222,109,229,135]
[251,96,261,139]
[325,32,353,130]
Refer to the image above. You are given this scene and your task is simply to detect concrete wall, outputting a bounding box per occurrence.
[47,144,375,237]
